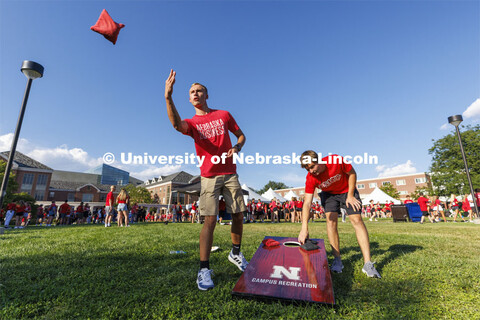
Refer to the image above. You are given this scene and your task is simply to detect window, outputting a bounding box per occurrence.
[34,191,45,201]
[49,192,55,198]
[382,181,391,186]
[415,177,426,184]
[82,193,93,202]
[37,174,48,185]
[369,183,377,188]
[68,193,75,202]
[99,194,106,202]
[396,179,406,186]
[299,190,305,195]
[21,173,34,192]
[399,191,408,195]
[357,184,365,189]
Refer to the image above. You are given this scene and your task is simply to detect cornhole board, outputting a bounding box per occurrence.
[232,236,335,305]
[405,203,422,222]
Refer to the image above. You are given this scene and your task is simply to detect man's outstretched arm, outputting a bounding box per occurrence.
[165,69,188,134]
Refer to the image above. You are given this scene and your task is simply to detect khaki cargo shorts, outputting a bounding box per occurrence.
[199,174,247,216]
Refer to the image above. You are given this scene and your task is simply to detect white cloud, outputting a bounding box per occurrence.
[440,123,449,130]
[463,98,480,120]
[0,133,186,181]
[128,165,181,181]
[1,133,103,171]
[376,160,417,178]
[0,133,31,152]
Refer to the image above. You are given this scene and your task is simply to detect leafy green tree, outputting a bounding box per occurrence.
[0,161,20,209]
[411,186,435,200]
[258,181,290,195]
[429,125,480,196]
[379,182,400,199]
[124,184,154,204]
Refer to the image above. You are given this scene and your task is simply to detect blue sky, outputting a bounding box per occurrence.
[1,0,479,190]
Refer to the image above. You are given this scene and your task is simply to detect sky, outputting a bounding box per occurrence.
[1,0,479,191]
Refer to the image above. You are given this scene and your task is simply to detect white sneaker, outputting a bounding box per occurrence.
[228,250,248,272]
[108,223,111,227]
[197,268,214,290]
[369,218,373,221]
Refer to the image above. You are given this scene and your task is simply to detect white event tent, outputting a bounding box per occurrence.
[261,188,287,202]
[283,190,300,201]
[241,184,269,203]
[363,187,401,204]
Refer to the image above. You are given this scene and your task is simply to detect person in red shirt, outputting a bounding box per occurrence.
[269,199,279,223]
[218,197,226,225]
[35,204,44,226]
[105,185,116,227]
[431,195,446,223]
[58,200,71,225]
[450,194,465,223]
[461,193,473,222]
[298,150,381,278]
[165,70,248,291]
[15,200,26,229]
[403,195,414,204]
[4,201,16,228]
[191,201,198,224]
[416,193,432,224]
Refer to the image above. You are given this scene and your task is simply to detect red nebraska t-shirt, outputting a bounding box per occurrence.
[305,155,353,194]
[106,191,115,206]
[417,196,429,211]
[184,109,240,177]
[404,199,413,204]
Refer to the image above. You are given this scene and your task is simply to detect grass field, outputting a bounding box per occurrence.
[1,220,479,319]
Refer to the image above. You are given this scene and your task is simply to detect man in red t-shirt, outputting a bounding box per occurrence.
[403,195,414,204]
[416,193,432,224]
[59,200,71,225]
[165,70,248,291]
[105,185,116,227]
[298,150,381,278]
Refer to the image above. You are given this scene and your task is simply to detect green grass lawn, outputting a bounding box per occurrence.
[1,220,479,319]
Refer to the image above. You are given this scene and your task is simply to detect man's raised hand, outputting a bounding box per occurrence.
[165,69,176,99]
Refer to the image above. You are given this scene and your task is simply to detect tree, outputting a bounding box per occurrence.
[124,184,154,204]
[0,161,19,209]
[258,181,290,195]
[429,125,480,196]
[379,183,400,200]
[411,185,435,200]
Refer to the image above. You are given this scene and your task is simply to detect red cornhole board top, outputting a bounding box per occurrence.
[232,236,335,305]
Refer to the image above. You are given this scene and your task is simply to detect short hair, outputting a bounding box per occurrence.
[191,83,208,94]
[300,150,319,169]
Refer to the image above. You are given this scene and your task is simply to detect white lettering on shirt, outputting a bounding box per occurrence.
[196,119,225,139]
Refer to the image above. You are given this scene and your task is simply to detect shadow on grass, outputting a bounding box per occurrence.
[331,242,423,312]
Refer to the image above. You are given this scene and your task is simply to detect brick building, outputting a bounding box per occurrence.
[0,151,53,201]
[356,173,431,200]
[142,171,200,206]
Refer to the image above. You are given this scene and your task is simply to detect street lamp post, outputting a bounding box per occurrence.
[0,60,44,211]
[448,115,480,221]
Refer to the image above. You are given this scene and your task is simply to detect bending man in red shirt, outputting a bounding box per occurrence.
[165,70,248,291]
[298,150,381,278]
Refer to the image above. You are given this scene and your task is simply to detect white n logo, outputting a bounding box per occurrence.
[270,266,301,280]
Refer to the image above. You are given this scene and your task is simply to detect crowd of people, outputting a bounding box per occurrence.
[2,189,479,229]
[1,190,478,229]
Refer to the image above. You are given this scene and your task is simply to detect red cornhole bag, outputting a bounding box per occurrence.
[262,239,280,247]
[90,9,125,45]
